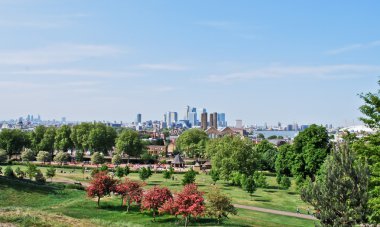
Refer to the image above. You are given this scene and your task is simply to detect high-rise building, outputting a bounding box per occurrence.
[217,113,226,127]
[188,112,197,127]
[201,112,208,130]
[210,113,214,128]
[184,105,190,120]
[136,113,142,123]
[210,112,218,128]
[235,119,243,128]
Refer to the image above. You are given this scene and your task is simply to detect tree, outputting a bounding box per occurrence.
[46,166,56,182]
[91,152,104,167]
[253,171,268,188]
[14,167,25,179]
[243,175,256,200]
[115,129,143,157]
[206,136,260,181]
[301,144,369,226]
[35,170,46,183]
[176,129,209,158]
[210,169,220,185]
[359,80,380,129]
[279,176,291,189]
[88,123,116,154]
[275,144,294,178]
[163,170,171,181]
[160,184,205,226]
[182,168,196,185]
[30,125,46,152]
[124,165,130,177]
[75,150,84,162]
[39,127,56,155]
[71,123,93,152]
[257,133,265,140]
[292,124,330,181]
[54,125,74,152]
[87,171,118,207]
[100,165,108,172]
[21,148,35,162]
[0,149,7,163]
[54,151,70,165]
[115,178,144,212]
[36,151,50,164]
[206,186,237,224]
[256,140,277,172]
[26,163,38,180]
[0,129,30,159]
[139,167,152,181]
[4,166,15,177]
[115,166,124,179]
[142,186,172,221]
[112,153,122,166]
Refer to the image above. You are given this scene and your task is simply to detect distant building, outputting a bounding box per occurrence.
[188,112,197,127]
[287,124,294,131]
[300,125,309,131]
[201,112,208,130]
[136,113,142,123]
[210,112,218,128]
[165,111,178,127]
[218,113,226,127]
[235,119,243,129]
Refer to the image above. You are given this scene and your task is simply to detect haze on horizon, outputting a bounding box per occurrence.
[0,0,379,126]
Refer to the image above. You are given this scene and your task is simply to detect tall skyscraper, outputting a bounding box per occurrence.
[184,105,190,120]
[188,112,197,127]
[136,113,142,123]
[201,112,208,130]
[235,119,243,128]
[218,113,226,127]
[210,112,218,128]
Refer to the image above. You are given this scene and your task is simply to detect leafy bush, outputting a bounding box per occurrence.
[35,170,46,184]
[253,171,268,188]
[0,149,7,163]
[280,176,291,189]
[4,166,15,177]
[182,168,197,185]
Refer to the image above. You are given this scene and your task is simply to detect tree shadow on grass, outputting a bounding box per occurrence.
[263,189,277,193]
[254,198,271,202]
[0,176,62,195]
[264,185,280,190]
[287,192,298,195]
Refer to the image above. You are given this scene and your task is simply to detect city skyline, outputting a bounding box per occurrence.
[0,1,379,126]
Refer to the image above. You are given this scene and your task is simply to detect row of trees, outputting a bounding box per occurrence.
[0,163,56,183]
[87,171,237,226]
[0,123,144,162]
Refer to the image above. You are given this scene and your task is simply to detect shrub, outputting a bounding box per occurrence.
[35,170,46,184]
[4,166,15,177]
[115,166,124,178]
[280,176,291,189]
[14,167,25,179]
[112,153,122,165]
[0,149,7,163]
[253,171,268,188]
[21,149,35,162]
[100,165,108,172]
[36,151,50,163]
[182,168,197,185]
[54,151,70,165]
[91,152,104,166]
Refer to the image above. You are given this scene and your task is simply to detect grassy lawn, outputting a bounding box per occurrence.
[0,176,316,227]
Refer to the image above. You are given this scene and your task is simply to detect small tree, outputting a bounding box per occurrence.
[124,165,130,177]
[4,166,15,177]
[115,166,124,179]
[0,149,7,163]
[243,176,256,200]
[26,163,38,180]
[54,151,70,165]
[206,186,237,224]
[100,164,108,172]
[112,153,122,166]
[35,170,46,184]
[169,166,175,177]
[210,169,220,185]
[182,168,196,185]
[36,151,50,164]
[87,171,118,207]
[91,152,104,167]
[163,170,171,181]
[14,167,25,179]
[75,150,84,162]
[280,176,291,189]
[21,149,35,162]
[139,167,152,182]
[46,166,56,182]
[141,186,173,221]
[115,178,145,212]
[253,171,268,188]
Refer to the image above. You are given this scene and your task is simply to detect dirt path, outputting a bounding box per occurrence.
[234,204,317,220]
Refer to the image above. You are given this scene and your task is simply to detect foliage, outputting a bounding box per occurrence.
[279,176,291,189]
[124,165,130,176]
[46,166,56,182]
[14,167,25,179]
[88,123,116,154]
[35,170,46,184]
[141,186,173,221]
[206,186,237,224]
[115,166,124,178]
[300,144,369,226]
[70,122,93,151]
[21,149,35,162]
[91,152,104,166]
[54,125,74,152]
[182,168,196,185]
[138,167,152,181]
[26,163,38,180]
[0,149,7,163]
[115,178,144,212]
[100,165,108,172]
[359,80,380,129]
[39,127,56,155]
[275,144,293,178]
[210,169,220,184]
[0,129,30,159]
[160,184,205,226]
[36,151,50,163]
[4,166,15,177]
[87,171,118,207]
[256,140,277,172]
[162,170,171,181]
[54,151,70,165]
[206,136,260,181]
[75,150,84,162]
[112,153,122,165]
[176,129,209,158]
[243,175,256,199]
[115,129,143,157]
[253,171,268,188]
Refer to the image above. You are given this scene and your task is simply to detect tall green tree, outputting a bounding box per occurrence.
[115,129,143,157]
[359,80,380,129]
[39,127,56,155]
[54,125,73,152]
[0,129,30,159]
[176,129,209,158]
[301,145,369,226]
[256,140,277,171]
[275,144,294,178]
[71,123,93,151]
[88,123,116,154]
[30,125,46,152]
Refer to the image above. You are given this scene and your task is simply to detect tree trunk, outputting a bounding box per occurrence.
[185,216,189,227]
[153,210,156,221]
[97,197,100,207]
[127,198,130,212]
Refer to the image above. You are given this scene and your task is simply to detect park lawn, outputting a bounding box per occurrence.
[2,165,310,213]
[0,176,316,227]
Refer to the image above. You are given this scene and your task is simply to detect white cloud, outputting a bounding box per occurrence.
[137,63,188,71]
[7,69,138,78]
[0,44,123,66]
[326,40,380,55]
[206,64,380,83]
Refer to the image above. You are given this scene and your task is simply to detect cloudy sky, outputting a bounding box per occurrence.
[0,0,379,126]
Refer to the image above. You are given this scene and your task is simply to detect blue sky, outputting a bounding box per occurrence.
[0,0,379,126]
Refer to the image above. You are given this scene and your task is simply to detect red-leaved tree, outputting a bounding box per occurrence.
[160,184,205,227]
[115,178,145,212]
[141,186,172,221]
[87,171,118,207]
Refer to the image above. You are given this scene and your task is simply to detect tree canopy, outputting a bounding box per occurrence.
[176,129,209,158]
